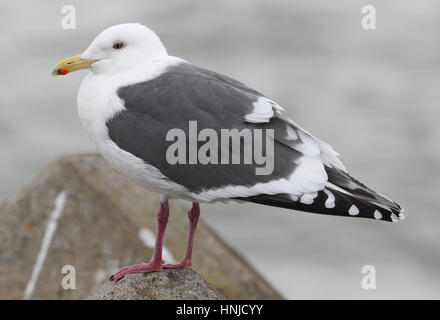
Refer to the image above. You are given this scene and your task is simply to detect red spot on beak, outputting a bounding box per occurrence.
[59,69,69,75]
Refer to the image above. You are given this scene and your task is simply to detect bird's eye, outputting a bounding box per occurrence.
[112,42,125,50]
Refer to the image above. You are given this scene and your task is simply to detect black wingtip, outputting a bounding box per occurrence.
[237,187,406,223]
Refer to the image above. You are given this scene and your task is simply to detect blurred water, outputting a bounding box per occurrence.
[1,0,439,298]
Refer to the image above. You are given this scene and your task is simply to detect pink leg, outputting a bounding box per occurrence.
[163,202,200,269]
[111,200,169,282]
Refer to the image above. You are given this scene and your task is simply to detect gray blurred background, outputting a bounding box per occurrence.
[1,0,439,299]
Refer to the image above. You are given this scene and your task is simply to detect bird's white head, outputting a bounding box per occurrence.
[52,23,168,76]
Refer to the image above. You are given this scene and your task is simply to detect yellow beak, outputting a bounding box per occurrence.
[52,54,97,76]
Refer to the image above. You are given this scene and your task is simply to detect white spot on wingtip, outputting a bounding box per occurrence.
[391,213,398,222]
[323,189,335,208]
[348,204,359,216]
[300,196,313,204]
[325,201,335,209]
[374,210,382,220]
[289,195,299,201]
[300,192,317,205]
[399,213,406,220]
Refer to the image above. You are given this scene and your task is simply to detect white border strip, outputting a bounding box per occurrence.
[23,191,68,300]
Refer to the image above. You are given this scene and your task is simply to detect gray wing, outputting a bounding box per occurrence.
[107,62,327,198]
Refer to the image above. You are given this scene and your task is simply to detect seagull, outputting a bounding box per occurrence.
[53,23,404,282]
